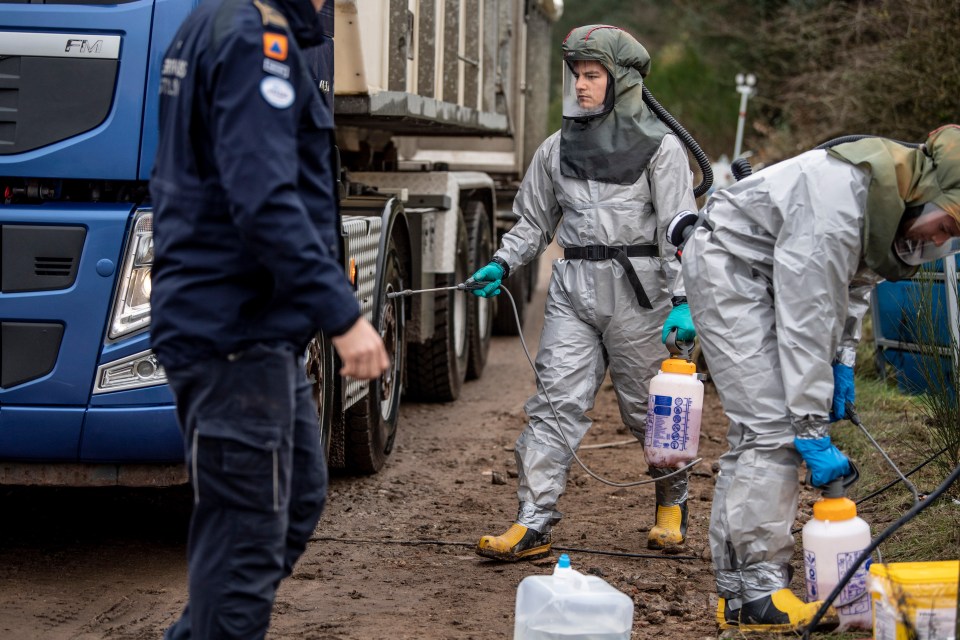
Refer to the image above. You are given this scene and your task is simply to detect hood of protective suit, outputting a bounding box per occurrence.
[828,125,960,279]
[559,25,670,185]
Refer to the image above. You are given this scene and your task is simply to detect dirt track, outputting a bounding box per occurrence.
[1,250,740,640]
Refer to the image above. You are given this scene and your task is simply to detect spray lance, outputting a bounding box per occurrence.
[387,277,486,299]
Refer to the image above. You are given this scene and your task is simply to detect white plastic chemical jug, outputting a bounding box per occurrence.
[644,356,703,468]
[514,554,634,640]
[802,497,873,630]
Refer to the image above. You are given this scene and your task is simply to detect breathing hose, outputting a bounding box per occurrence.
[717,133,920,189]
[814,134,920,150]
[730,157,752,180]
[642,86,713,198]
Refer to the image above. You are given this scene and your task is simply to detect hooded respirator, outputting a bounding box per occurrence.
[558,26,671,185]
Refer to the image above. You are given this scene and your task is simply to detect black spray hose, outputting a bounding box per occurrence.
[802,460,960,638]
[642,85,713,198]
[814,134,921,150]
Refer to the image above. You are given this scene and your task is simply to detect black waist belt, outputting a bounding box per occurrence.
[563,244,659,309]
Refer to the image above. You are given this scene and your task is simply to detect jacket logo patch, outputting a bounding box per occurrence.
[260,76,295,109]
[262,58,290,79]
[263,33,288,61]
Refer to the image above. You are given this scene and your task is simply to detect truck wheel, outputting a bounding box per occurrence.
[464,200,493,380]
[406,211,470,401]
[493,261,528,336]
[343,238,406,474]
[304,333,334,461]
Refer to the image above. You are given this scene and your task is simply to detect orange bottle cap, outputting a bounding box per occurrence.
[812,497,857,521]
[661,358,696,375]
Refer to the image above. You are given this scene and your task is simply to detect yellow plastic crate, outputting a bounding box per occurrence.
[868,560,958,640]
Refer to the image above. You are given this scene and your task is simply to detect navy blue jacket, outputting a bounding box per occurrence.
[150,0,359,370]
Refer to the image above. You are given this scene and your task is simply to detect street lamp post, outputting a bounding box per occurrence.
[733,72,756,160]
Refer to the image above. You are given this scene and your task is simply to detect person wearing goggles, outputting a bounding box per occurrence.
[664,124,960,633]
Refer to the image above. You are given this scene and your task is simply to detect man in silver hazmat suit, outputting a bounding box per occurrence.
[665,125,960,632]
[469,25,698,561]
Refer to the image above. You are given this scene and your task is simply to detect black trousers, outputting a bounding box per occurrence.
[163,342,327,640]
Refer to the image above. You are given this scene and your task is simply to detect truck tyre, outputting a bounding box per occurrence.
[464,200,493,380]
[492,261,528,336]
[343,236,406,474]
[406,211,470,401]
[305,333,335,461]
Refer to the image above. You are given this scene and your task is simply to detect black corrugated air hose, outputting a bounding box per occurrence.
[814,134,921,150]
[717,134,918,191]
[730,157,752,180]
[642,85,713,198]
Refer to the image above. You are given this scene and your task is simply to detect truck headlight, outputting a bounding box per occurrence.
[94,349,167,394]
[109,209,153,339]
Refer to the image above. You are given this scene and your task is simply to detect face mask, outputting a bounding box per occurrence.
[893,202,960,266]
[561,59,614,121]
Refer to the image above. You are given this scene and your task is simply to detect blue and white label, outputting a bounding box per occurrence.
[260,76,295,109]
[645,394,692,451]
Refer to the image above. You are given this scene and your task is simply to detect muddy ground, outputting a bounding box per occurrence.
[0,249,835,640]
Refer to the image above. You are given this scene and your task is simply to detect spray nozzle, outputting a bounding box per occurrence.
[458,277,486,292]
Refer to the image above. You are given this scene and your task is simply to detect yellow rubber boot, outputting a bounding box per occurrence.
[476,524,551,562]
[738,589,837,633]
[647,501,687,550]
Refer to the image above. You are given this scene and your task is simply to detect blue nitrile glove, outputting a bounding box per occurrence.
[471,261,504,298]
[829,363,855,422]
[794,436,851,487]
[661,303,696,344]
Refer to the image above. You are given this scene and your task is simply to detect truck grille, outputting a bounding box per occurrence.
[1,225,85,292]
[0,33,119,154]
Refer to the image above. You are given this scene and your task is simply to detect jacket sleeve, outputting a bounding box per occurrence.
[494,135,562,274]
[209,24,359,336]
[648,134,697,297]
[836,280,878,366]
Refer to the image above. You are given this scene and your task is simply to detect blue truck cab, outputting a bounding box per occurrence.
[0,0,206,484]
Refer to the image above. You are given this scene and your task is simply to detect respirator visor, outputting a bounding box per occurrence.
[561,57,614,120]
[894,202,960,266]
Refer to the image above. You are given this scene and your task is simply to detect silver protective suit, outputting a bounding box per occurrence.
[495,131,697,534]
[682,150,879,603]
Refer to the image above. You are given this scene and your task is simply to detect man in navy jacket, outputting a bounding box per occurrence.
[151,0,388,636]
